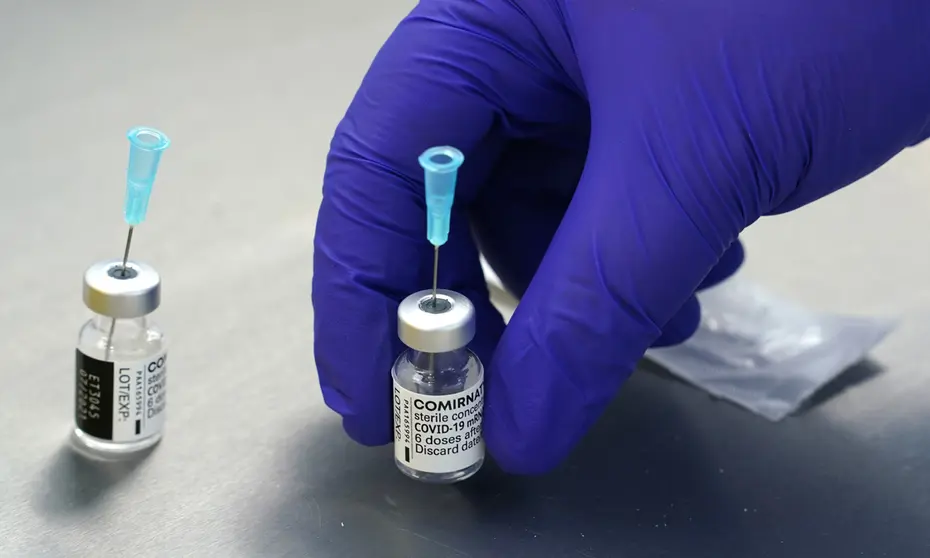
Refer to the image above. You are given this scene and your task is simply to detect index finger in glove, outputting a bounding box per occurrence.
[312,1,566,446]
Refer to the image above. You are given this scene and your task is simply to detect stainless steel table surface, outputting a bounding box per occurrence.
[2,1,929,556]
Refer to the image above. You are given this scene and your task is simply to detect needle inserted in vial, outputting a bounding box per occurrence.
[389,146,484,484]
[431,245,439,304]
[120,226,134,275]
[105,127,171,360]
[418,145,464,311]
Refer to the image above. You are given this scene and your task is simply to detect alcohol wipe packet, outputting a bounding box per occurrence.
[480,258,897,421]
[644,275,897,420]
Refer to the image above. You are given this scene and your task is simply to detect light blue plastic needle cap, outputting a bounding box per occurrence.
[124,126,171,226]
[419,145,464,247]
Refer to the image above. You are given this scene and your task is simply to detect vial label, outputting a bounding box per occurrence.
[392,377,484,474]
[74,349,167,442]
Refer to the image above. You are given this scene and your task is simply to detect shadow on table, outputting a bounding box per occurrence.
[798,358,886,411]
[252,361,926,558]
[32,438,152,517]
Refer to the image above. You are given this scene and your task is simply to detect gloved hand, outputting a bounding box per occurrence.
[312,0,930,474]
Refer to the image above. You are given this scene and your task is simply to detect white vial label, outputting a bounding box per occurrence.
[75,349,168,442]
[393,378,484,474]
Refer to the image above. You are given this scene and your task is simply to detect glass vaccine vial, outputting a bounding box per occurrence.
[73,260,167,458]
[392,289,485,483]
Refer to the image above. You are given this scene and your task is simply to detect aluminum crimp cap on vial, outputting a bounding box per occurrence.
[83,260,161,319]
[397,289,476,353]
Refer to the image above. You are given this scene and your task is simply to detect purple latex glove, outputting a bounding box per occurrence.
[313,0,930,474]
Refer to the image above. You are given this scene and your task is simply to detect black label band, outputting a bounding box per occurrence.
[75,350,115,440]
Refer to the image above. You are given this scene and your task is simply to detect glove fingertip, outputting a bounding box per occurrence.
[483,409,556,475]
[481,314,605,475]
[698,239,744,291]
[651,295,701,347]
[342,414,392,447]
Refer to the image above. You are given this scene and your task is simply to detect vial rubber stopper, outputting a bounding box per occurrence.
[83,260,161,319]
[397,289,475,354]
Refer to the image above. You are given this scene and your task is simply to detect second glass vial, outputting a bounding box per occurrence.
[392,289,485,484]
[73,260,168,459]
